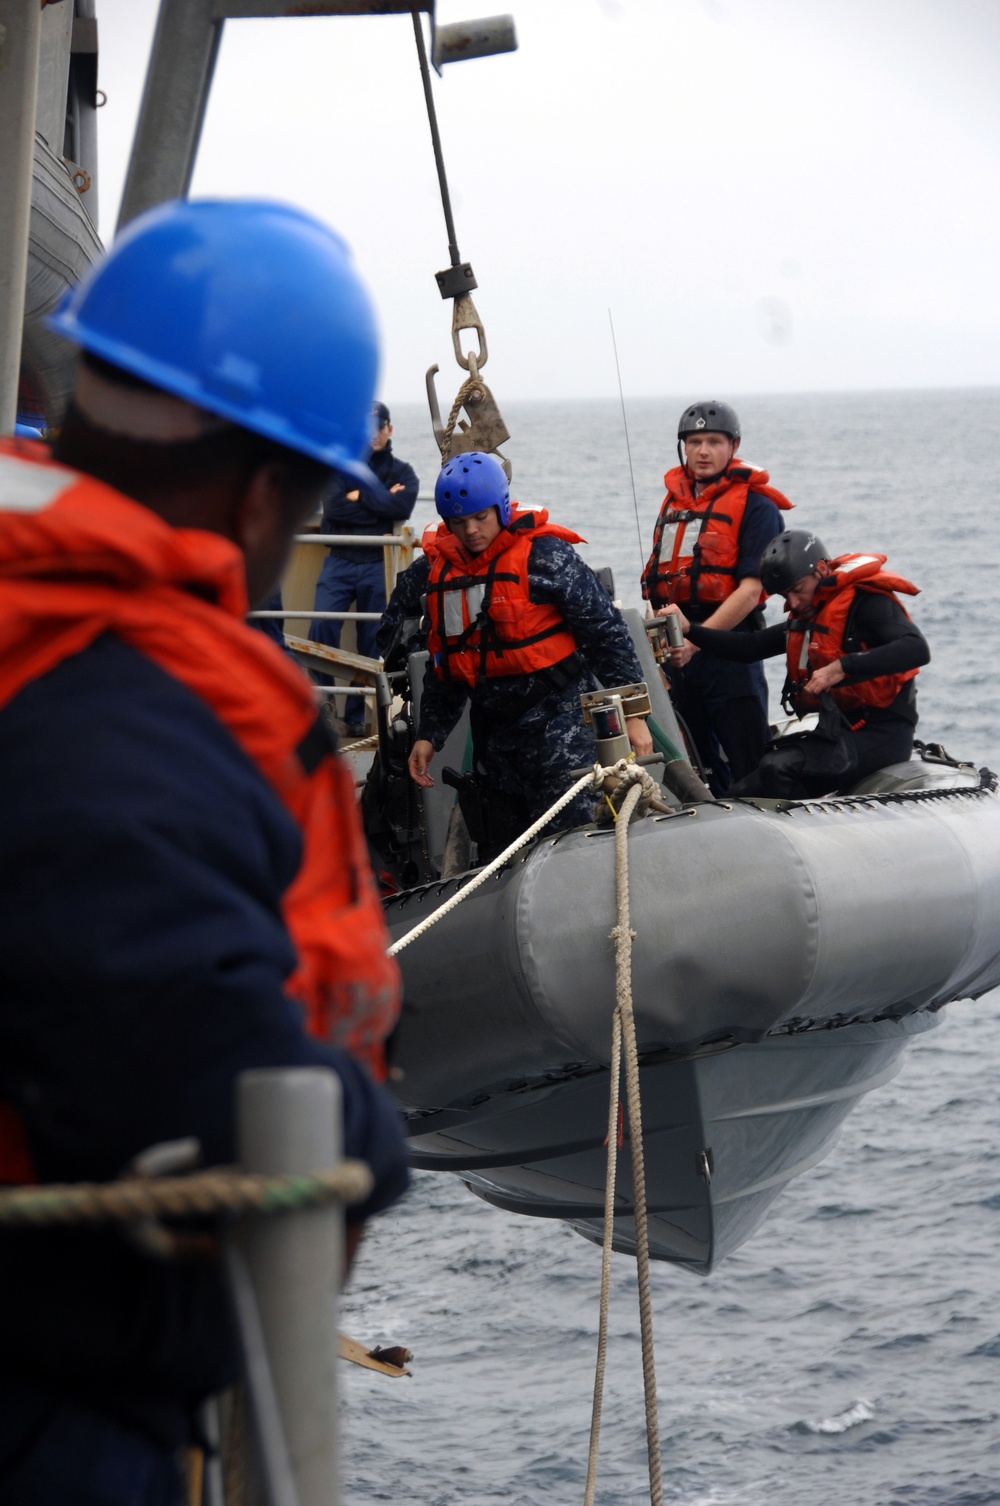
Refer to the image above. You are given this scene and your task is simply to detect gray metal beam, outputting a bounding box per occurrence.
[0,0,43,433]
[213,2,429,16]
[116,0,223,234]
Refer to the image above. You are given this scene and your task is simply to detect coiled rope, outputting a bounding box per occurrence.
[0,1163,373,1227]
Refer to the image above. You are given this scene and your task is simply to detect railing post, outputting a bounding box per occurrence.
[383,522,416,602]
[237,1067,343,1506]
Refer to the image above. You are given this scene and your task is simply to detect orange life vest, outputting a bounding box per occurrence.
[641,460,793,609]
[0,441,399,1181]
[786,553,921,716]
[424,508,583,688]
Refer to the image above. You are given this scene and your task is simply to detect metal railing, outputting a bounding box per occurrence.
[247,526,419,629]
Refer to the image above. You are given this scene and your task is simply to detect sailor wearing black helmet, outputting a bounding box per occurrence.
[377,451,652,859]
[660,529,930,800]
[642,400,792,794]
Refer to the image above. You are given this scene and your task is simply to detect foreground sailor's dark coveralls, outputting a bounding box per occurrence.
[378,533,644,842]
[0,450,409,1503]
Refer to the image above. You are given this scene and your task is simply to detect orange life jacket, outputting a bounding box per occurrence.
[641,460,793,609]
[786,553,921,716]
[424,508,583,687]
[0,441,399,1181]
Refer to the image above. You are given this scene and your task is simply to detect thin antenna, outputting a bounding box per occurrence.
[608,309,645,572]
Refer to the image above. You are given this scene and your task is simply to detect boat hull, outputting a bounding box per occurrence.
[403,1011,939,1273]
[386,771,1000,1267]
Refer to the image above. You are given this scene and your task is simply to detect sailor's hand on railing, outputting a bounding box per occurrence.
[626,717,654,758]
[408,740,436,788]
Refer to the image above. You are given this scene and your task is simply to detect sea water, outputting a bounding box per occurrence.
[342,389,1000,1505]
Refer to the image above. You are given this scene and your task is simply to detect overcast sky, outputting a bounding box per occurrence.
[94,0,1000,406]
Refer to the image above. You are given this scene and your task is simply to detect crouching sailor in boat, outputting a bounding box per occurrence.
[661,529,930,800]
[0,200,409,1501]
[377,450,653,860]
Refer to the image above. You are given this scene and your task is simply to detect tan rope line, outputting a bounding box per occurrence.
[0,1162,374,1227]
[613,780,664,1506]
[387,762,622,957]
[584,776,664,1505]
[583,1003,623,1506]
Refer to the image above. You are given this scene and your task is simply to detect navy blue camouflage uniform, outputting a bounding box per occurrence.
[377,534,644,838]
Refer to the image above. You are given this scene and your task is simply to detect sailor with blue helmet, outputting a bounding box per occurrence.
[377,451,652,860]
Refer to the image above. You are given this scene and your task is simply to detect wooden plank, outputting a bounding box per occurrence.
[284,633,382,678]
[339,1333,412,1377]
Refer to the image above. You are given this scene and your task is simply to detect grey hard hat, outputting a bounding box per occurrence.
[677,400,741,441]
[759,529,829,595]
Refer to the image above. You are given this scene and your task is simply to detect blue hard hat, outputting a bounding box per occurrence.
[435,451,511,526]
[47,198,381,484]
[14,422,44,440]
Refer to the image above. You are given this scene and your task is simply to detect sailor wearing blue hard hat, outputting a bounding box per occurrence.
[0,199,408,1501]
[49,197,384,484]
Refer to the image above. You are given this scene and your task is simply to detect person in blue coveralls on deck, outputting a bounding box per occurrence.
[0,200,408,1505]
[310,401,418,735]
[641,400,792,794]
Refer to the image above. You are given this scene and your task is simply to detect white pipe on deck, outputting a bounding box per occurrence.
[248,611,382,621]
[293,533,419,547]
[238,1068,344,1506]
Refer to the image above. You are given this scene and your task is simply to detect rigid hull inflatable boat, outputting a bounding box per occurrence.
[385,759,1000,1274]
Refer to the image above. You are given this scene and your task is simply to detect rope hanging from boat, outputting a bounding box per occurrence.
[385,753,667,1496]
[584,773,664,1506]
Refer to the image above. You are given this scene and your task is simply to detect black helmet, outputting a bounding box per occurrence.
[759,530,829,596]
[677,400,741,442]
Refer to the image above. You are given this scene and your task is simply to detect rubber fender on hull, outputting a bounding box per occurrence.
[387,789,1000,1110]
